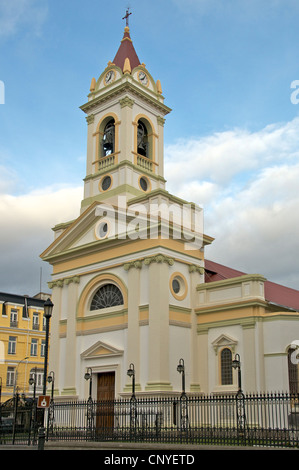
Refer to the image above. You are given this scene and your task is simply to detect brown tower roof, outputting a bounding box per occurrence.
[113,26,140,71]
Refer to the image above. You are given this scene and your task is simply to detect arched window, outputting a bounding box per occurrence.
[90,284,124,310]
[101,119,115,157]
[137,120,149,157]
[288,347,299,394]
[221,348,233,385]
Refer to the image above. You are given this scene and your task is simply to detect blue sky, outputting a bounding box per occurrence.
[0,0,299,295]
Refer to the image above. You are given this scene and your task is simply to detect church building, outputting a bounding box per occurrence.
[41,17,299,401]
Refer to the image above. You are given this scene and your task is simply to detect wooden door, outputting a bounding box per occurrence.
[96,372,115,433]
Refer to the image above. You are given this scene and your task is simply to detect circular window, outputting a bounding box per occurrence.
[172,279,181,294]
[139,176,148,192]
[170,273,188,300]
[95,220,109,240]
[100,175,112,191]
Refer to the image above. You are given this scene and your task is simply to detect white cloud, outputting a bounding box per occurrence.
[0,185,82,295]
[0,0,48,38]
[165,117,299,289]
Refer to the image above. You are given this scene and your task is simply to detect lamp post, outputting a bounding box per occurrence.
[42,298,53,395]
[232,353,247,441]
[127,363,135,399]
[84,367,93,400]
[29,368,37,400]
[39,298,53,450]
[29,368,37,443]
[176,358,188,432]
[84,368,93,436]
[177,358,185,396]
[232,353,242,393]
[127,363,136,435]
[47,371,55,400]
[47,371,55,439]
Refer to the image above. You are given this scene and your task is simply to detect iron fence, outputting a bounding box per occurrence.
[1,392,298,448]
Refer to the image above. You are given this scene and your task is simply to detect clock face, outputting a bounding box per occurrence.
[105,70,115,85]
[138,71,148,85]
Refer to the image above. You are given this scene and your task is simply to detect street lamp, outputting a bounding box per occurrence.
[47,371,55,401]
[43,298,53,395]
[232,353,242,393]
[29,368,37,400]
[84,368,93,399]
[127,363,135,398]
[177,358,185,396]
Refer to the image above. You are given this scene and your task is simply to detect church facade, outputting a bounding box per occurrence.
[41,23,299,401]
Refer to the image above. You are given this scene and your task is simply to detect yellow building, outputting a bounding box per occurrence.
[0,292,50,402]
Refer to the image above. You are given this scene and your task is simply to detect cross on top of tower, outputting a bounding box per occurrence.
[123,8,132,27]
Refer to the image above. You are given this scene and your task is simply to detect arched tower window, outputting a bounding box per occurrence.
[102,119,115,157]
[221,348,233,385]
[288,347,299,394]
[90,284,124,310]
[137,120,149,158]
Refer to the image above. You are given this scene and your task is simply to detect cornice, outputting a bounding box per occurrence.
[81,80,172,116]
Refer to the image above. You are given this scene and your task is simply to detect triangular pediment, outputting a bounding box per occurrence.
[212,334,238,354]
[81,341,123,359]
[40,202,121,260]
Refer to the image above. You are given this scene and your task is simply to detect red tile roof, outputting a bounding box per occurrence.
[205,259,299,311]
[113,27,140,71]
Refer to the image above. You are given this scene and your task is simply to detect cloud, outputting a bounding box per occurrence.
[0,0,48,39]
[0,185,82,295]
[165,117,299,289]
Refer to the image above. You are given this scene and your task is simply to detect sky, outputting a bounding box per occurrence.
[0,0,299,296]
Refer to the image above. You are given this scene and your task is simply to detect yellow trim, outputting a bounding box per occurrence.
[169,272,188,301]
[50,238,204,275]
[77,273,128,319]
[99,173,113,192]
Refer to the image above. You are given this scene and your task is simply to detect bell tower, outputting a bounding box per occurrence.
[80,17,171,212]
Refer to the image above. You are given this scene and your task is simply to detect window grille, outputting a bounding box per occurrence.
[90,284,124,310]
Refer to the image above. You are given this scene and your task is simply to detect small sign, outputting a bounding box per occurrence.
[37,395,51,408]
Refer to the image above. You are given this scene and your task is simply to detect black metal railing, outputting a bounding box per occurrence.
[1,392,298,448]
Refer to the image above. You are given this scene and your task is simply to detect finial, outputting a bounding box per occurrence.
[123,7,132,27]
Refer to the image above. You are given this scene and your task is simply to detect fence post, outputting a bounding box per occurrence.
[38,426,46,450]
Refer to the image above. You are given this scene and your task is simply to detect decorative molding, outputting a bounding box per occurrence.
[48,276,80,289]
[157,116,165,126]
[189,264,205,274]
[211,334,238,355]
[123,260,143,271]
[86,114,95,125]
[119,96,134,108]
[144,254,174,266]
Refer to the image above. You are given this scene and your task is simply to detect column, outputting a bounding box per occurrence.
[124,262,141,392]
[61,278,80,397]
[189,265,203,392]
[145,256,172,392]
